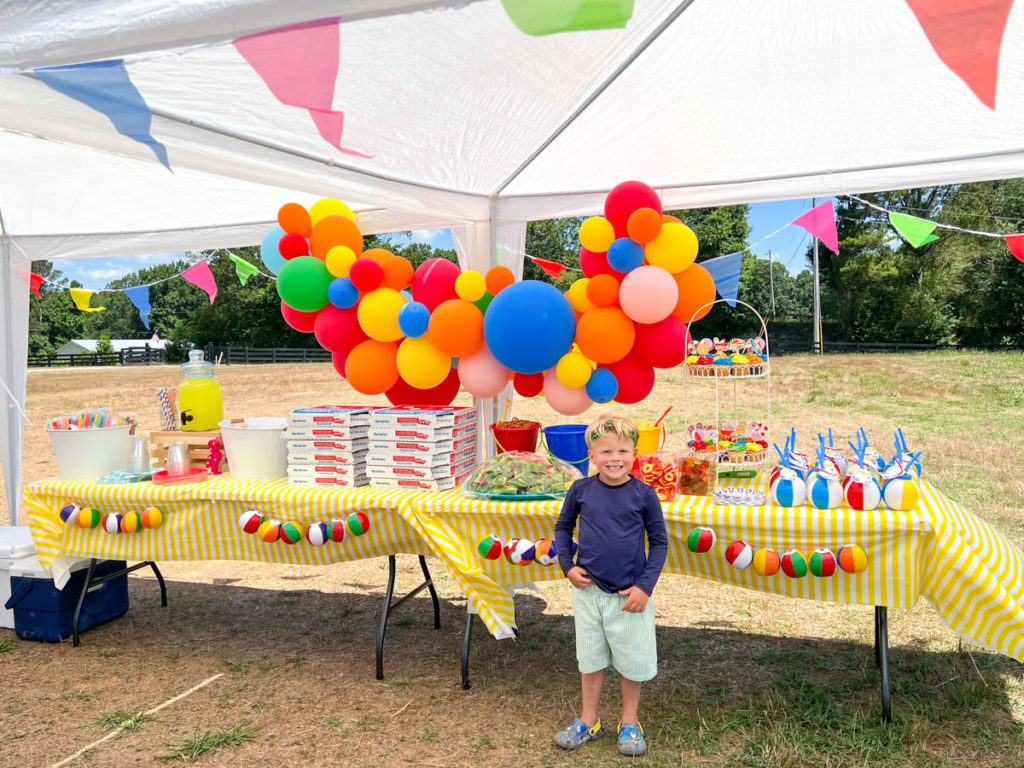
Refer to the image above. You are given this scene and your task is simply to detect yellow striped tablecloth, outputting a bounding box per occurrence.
[20,475,1024,659]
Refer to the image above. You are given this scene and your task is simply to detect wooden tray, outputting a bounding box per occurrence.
[149,421,238,470]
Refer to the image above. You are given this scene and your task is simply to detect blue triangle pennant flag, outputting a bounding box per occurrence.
[700,251,742,306]
[35,60,170,170]
[124,285,152,329]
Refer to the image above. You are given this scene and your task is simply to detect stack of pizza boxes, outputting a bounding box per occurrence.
[365,406,479,491]
[286,407,371,487]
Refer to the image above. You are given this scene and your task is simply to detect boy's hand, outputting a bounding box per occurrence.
[618,586,649,613]
[566,566,593,589]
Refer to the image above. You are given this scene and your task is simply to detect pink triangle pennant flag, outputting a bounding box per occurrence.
[1006,233,1024,263]
[181,261,218,304]
[234,20,371,157]
[791,200,839,254]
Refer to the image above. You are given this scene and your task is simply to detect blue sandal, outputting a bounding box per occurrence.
[617,722,646,756]
[554,718,605,750]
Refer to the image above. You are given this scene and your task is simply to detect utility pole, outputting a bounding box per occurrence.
[767,249,776,317]
[812,197,821,355]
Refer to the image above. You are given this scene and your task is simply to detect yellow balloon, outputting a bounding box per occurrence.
[357,287,407,341]
[555,351,592,389]
[644,222,699,274]
[309,198,356,226]
[396,336,452,389]
[566,278,595,313]
[325,245,357,278]
[579,216,615,253]
[455,270,486,302]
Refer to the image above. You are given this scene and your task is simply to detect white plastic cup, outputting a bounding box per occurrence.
[218,419,288,480]
[46,425,131,480]
[166,442,189,476]
[127,437,151,472]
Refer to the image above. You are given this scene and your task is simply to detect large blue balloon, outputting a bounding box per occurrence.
[328,277,359,309]
[585,368,618,404]
[483,281,575,374]
[398,301,431,338]
[607,237,645,272]
[260,226,287,275]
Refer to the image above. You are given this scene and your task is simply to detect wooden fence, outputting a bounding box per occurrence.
[205,345,331,364]
[28,346,165,367]
[774,341,1024,354]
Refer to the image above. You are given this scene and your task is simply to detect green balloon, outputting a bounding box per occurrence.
[277,256,332,312]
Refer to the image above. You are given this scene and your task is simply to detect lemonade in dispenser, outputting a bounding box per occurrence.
[178,350,223,431]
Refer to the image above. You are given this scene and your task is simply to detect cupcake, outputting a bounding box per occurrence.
[712,357,732,376]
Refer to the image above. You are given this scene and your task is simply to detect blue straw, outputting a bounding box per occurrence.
[897,427,908,453]
[828,427,834,447]
[774,443,785,460]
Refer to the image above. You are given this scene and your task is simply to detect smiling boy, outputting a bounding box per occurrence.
[553,415,668,757]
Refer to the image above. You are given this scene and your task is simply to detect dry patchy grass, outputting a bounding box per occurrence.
[1,353,1023,767]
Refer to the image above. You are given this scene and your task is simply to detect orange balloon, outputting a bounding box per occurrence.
[428,299,485,357]
[672,263,716,324]
[278,203,311,237]
[310,215,363,261]
[485,266,515,295]
[382,256,414,290]
[575,307,635,364]
[344,339,399,394]
[627,207,663,244]
[586,273,620,307]
[362,248,395,267]
[662,214,682,224]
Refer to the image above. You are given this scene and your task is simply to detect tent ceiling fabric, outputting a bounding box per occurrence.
[4,0,1024,262]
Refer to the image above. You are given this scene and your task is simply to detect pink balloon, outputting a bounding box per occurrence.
[543,369,593,416]
[618,265,678,324]
[458,347,510,397]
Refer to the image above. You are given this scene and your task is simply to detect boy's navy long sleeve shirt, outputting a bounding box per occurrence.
[554,475,668,596]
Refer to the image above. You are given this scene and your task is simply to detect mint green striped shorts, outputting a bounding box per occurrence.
[572,585,657,682]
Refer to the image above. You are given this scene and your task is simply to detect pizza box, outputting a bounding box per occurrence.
[287,464,367,478]
[367,423,477,443]
[287,438,368,453]
[287,475,369,488]
[287,424,369,440]
[368,475,466,492]
[365,433,477,455]
[364,457,475,480]
[288,406,372,427]
[370,406,478,429]
[366,444,476,468]
[287,451,367,465]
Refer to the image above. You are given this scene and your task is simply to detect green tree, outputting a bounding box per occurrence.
[523,218,585,287]
[95,334,114,355]
[27,261,86,355]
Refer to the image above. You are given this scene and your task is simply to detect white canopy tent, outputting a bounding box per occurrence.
[3,0,1024,521]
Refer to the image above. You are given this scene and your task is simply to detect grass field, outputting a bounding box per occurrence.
[1,353,1023,767]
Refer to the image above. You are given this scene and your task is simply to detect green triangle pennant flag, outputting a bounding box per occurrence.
[229,254,260,286]
[889,212,940,247]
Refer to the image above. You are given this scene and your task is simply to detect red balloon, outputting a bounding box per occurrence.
[278,232,310,259]
[314,304,367,354]
[385,366,461,406]
[349,257,385,292]
[579,247,618,278]
[280,301,318,333]
[513,371,544,398]
[602,354,656,404]
[633,316,691,369]
[604,181,662,238]
[412,258,461,311]
[331,349,351,378]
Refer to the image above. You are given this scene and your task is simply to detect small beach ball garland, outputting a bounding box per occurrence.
[59,503,163,533]
[237,509,370,545]
[476,535,564,565]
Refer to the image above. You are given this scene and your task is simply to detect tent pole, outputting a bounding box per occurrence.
[812,197,822,355]
[0,232,22,525]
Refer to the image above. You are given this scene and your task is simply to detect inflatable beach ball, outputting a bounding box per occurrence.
[507,538,536,565]
[809,548,837,577]
[534,539,558,565]
[477,535,503,560]
[752,548,780,577]
[280,521,305,544]
[121,511,142,534]
[239,510,263,534]
[781,550,807,578]
[725,540,753,569]
[59,503,81,524]
[257,519,281,543]
[844,476,881,511]
[837,544,868,574]
[140,507,163,529]
[102,513,122,535]
[306,522,329,546]
[882,477,919,511]
[328,519,347,542]
[687,527,716,554]
[771,471,806,508]
[347,512,370,536]
[76,507,101,529]
[806,474,843,510]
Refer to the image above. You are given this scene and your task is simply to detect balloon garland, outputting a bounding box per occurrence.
[237,510,370,544]
[267,181,718,413]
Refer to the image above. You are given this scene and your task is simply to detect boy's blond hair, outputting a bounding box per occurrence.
[585,414,639,446]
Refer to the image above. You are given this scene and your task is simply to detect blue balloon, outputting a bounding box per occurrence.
[483,281,575,374]
[398,301,431,338]
[607,237,645,273]
[586,368,619,404]
[327,277,359,309]
[260,226,287,275]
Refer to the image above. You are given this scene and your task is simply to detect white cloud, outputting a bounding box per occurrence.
[410,229,444,243]
[81,267,122,281]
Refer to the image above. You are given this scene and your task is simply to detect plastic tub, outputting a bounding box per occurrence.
[542,424,590,476]
[218,418,288,480]
[46,425,131,480]
[489,422,540,454]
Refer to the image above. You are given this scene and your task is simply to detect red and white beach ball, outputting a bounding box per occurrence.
[239,510,263,534]
[725,540,753,569]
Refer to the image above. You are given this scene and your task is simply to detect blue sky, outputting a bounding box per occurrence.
[52,200,822,287]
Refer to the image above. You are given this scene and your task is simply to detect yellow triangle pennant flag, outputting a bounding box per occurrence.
[69,288,105,312]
